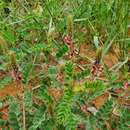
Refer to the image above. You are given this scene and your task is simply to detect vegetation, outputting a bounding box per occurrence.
[0,0,130,130]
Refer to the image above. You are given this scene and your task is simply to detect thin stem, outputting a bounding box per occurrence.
[22,93,26,130]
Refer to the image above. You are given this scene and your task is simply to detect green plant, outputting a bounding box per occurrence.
[0,0,130,130]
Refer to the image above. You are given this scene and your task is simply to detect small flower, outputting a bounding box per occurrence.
[63,35,78,58]
[10,64,23,81]
[91,61,103,77]
[123,81,129,89]
[91,65,97,76]
[10,70,23,81]
[63,35,72,45]
[17,73,23,81]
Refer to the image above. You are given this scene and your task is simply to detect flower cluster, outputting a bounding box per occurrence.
[63,35,78,58]
[91,60,103,77]
[11,64,22,81]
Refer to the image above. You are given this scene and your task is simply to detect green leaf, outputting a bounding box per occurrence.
[29,43,48,53]
[24,91,33,111]
[8,101,20,130]
[0,119,8,127]
[93,36,99,49]
[28,105,46,130]
[3,29,16,44]
[48,66,57,75]
[56,89,74,125]
[56,44,69,58]
[23,63,33,85]
[65,62,74,78]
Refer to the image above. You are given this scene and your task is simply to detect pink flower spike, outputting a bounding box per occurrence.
[10,70,17,80]
[124,81,129,89]
[63,35,72,45]
[10,70,23,81]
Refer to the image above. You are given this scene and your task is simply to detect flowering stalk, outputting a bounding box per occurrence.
[67,14,74,39]
[8,51,22,81]
[63,14,78,58]
[91,48,103,77]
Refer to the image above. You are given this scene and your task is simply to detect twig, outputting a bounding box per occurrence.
[32,85,41,91]
[109,62,121,71]
[78,54,94,63]
[77,64,85,71]
[114,57,128,72]
[96,77,109,82]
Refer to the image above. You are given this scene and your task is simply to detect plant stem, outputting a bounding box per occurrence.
[22,92,26,130]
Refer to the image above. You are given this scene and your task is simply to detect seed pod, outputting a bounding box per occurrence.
[8,51,17,66]
[67,14,74,38]
[95,47,102,64]
[0,36,8,54]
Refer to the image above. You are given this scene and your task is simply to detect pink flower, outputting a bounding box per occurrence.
[10,70,22,81]
[63,35,78,58]
[124,81,129,89]
[63,35,72,45]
